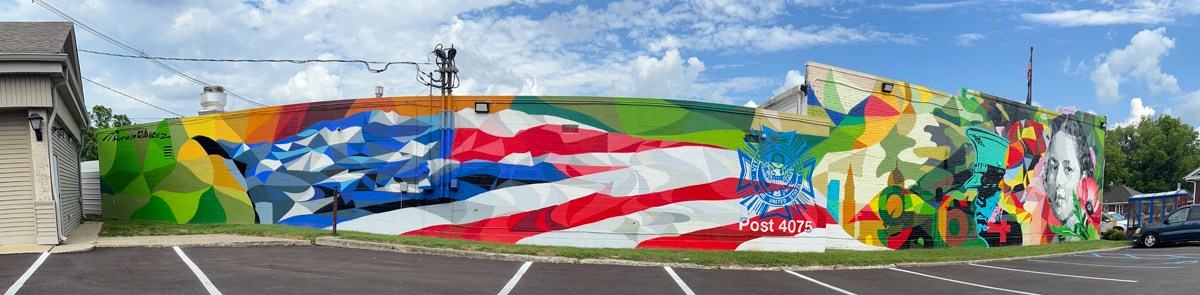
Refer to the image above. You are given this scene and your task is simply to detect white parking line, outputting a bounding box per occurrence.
[497,261,532,295]
[784,270,857,295]
[890,268,1039,295]
[969,263,1136,282]
[1028,259,1182,269]
[174,247,223,295]
[663,267,696,295]
[4,251,50,295]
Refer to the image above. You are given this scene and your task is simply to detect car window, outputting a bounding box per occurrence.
[1169,208,1190,223]
[1112,214,1126,221]
[1189,207,1200,221]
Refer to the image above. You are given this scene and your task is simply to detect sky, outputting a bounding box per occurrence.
[2,0,1198,128]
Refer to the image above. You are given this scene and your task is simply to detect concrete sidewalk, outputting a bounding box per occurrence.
[1,221,310,255]
[96,234,309,248]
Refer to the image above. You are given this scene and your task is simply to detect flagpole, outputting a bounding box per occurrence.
[1026,47,1033,105]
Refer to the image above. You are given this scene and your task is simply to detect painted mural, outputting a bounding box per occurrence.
[98,62,1105,252]
[805,62,1105,249]
[98,96,831,252]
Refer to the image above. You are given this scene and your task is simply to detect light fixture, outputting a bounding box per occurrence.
[434,48,446,59]
[375,86,384,98]
[881,82,895,93]
[1100,121,1108,129]
[447,47,457,59]
[28,113,44,141]
[475,101,491,113]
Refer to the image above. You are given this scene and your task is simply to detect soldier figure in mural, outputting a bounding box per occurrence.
[1043,115,1099,241]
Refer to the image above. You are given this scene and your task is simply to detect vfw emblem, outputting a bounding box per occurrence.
[737,126,816,220]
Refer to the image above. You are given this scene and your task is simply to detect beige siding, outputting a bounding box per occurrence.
[0,75,52,108]
[52,127,81,236]
[0,111,36,245]
[34,201,56,244]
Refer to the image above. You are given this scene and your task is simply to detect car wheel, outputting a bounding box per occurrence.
[1115,227,1124,231]
[1142,233,1159,248]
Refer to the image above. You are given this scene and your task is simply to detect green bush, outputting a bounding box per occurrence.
[1101,228,1126,241]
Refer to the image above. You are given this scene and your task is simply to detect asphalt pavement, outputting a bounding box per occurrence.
[3,244,1197,294]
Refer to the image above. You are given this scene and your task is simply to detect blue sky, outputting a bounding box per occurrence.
[3,0,1198,128]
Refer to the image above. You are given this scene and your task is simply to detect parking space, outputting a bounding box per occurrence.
[0,253,40,289]
[671,267,842,295]
[5,244,1200,295]
[184,246,522,294]
[507,262,680,295]
[17,248,207,294]
[799,268,989,294]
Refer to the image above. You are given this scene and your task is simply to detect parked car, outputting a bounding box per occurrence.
[1132,204,1200,247]
[1099,212,1127,233]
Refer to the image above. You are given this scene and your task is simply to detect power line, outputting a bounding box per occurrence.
[82,77,185,117]
[35,0,270,108]
[79,49,428,74]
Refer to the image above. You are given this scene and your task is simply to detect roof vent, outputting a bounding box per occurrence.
[199,85,227,116]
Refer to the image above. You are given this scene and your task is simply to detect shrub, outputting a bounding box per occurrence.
[1101,228,1126,241]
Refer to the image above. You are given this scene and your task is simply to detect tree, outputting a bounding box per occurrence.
[1104,115,1200,194]
[80,105,133,162]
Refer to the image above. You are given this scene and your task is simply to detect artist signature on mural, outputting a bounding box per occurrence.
[102,129,171,142]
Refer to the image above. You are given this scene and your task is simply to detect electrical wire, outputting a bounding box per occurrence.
[82,77,186,117]
[35,0,270,108]
[79,49,429,74]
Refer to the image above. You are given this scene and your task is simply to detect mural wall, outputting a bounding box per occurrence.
[98,96,833,252]
[804,62,1105,249]
[98,62,1105,252]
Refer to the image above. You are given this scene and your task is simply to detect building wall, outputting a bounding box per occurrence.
[97,62,1105,251]
[0,110,37,245]
[52,119,82,237]
[0,75,52,108]
[98,96,833,252]
[803,62,1105,249]
[81,160,102,216]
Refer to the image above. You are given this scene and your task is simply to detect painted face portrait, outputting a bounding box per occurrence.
[1042,116,1094,226]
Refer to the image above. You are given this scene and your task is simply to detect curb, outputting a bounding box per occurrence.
[890,245,1133,269]
[96,240,310,248]
[50,244,96,254]
[315,237,1135,271]
[315,237,574,264]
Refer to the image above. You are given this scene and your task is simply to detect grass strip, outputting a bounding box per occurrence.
[96,218,1132,268]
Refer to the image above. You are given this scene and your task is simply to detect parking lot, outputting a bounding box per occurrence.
[3,244,1198,294]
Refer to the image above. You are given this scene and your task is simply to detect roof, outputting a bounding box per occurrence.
[1128,190,1191,201]
[1186,166,1200,181]
[0,22,74,53]
[1102,185,1142,204]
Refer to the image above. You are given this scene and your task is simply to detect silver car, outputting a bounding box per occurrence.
[1100,212,1127,233]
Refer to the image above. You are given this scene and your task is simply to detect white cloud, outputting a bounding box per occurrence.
[773,70,804,95]
[877,1,978,11]
[954,33,986,47]
[269,63,343,102]
[1114,98,1156,127]
[152,75,190,87]
[1061,55,1072,74]
[1089,27,1178,105]
[1022,0,1200,27]
[743,100,759,108]
[612,50,706,99]
[1,0,894,118]
[679,24,920,52]
[1176,90,1200,126]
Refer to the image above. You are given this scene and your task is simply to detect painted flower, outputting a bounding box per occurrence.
[1075,176,1101,227]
